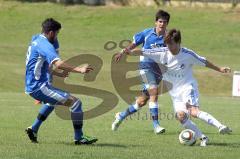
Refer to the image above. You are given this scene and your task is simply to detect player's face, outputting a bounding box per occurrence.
[155,18,168,32]
[167,40,180,55]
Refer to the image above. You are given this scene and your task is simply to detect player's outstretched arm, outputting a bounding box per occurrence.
[52,69,69,78]
[114,43,137,62]
[206,60,231,73]
[53,59,93,74]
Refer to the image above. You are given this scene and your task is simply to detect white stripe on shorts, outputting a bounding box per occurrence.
[40,85,68,104]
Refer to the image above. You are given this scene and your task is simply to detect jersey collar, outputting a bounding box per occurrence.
[40,34,47,39]
[152,28,165,38]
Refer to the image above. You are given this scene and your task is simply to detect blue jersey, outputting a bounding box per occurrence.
[31,34,59,50]
[133,28,166,69]
[25,34,60,93]
[31,34,59,84]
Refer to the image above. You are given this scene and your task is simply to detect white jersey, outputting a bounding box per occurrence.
[143,47,207,97]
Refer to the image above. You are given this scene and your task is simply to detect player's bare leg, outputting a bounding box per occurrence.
[176,111,208,147]
[188,105,232,134]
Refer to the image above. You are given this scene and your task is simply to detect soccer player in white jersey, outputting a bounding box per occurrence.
[124,28,232,146]
[25,18,97,145]
[112,10,170,134]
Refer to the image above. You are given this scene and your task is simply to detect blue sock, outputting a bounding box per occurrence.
[70,100,83,141]
[119,104,138,121]
[149,108,160,128]
[32,104,54,133]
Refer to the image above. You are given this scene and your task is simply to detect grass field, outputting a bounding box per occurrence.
[0,1,240,159]
[1,93,240,159]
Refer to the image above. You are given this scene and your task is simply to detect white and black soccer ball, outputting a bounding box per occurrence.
[179,129,197,146]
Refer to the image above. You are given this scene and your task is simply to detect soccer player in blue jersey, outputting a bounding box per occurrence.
[29,33,62,130]
[26,33,70,142]
[112,10,170,134]
[25,18,97,145]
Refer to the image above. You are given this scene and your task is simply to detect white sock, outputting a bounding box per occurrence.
[197,111,223,129]
[182,119,203,139]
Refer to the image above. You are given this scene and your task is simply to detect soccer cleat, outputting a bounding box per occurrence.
[25,127,38,143]
[75,135,98,145]
[111,112,122,131]
[200,136,209,147]
[154,125,166,134]
[219,125,232,134]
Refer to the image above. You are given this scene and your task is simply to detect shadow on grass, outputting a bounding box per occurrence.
[57,141,128,148]
[209,142,240,148]
[93,143,127,148]
[145,130,175,135]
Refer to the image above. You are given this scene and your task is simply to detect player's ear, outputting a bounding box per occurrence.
[47,31,54,37]
[49,31,54,36]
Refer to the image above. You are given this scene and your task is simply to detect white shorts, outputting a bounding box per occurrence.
[171,86,199,114]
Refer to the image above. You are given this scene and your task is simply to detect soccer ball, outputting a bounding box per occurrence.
[179,129,197,146]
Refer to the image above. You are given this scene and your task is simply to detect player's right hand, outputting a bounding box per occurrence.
[78,64,94,74]
[220,67,231,73]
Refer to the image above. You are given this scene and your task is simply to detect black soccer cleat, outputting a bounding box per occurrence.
[74,135,98,145]
[25,127,38,143]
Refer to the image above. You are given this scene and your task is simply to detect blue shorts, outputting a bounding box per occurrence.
[139,62,162,96]
[30,83,70,106]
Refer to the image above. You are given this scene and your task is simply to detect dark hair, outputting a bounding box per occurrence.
[42,18,61,33]
[155,10,170,23]
[164,29,181,44]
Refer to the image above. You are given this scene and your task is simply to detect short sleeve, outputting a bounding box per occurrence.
[187,50,206,66]
[133,31,145,46]
[40,43,60,65]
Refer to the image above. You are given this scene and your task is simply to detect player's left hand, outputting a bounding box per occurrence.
[114,53,124,62]
[220,67,231,73]
[34,100,41,105]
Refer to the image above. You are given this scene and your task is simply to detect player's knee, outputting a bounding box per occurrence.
[136,96,149,107]
[63,96,78,107]
[189,107,199,118]
[148,86,158,97]
[176,111,188,123]
[149,95,158,103]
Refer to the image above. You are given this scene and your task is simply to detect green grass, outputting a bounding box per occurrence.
[0,93,240,159]
[0,1,240,159]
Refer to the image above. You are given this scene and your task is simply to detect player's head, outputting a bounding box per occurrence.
[155,10,170,32]
[164,28,181,54]
[155,10,170,22]
[42,18,61,44]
